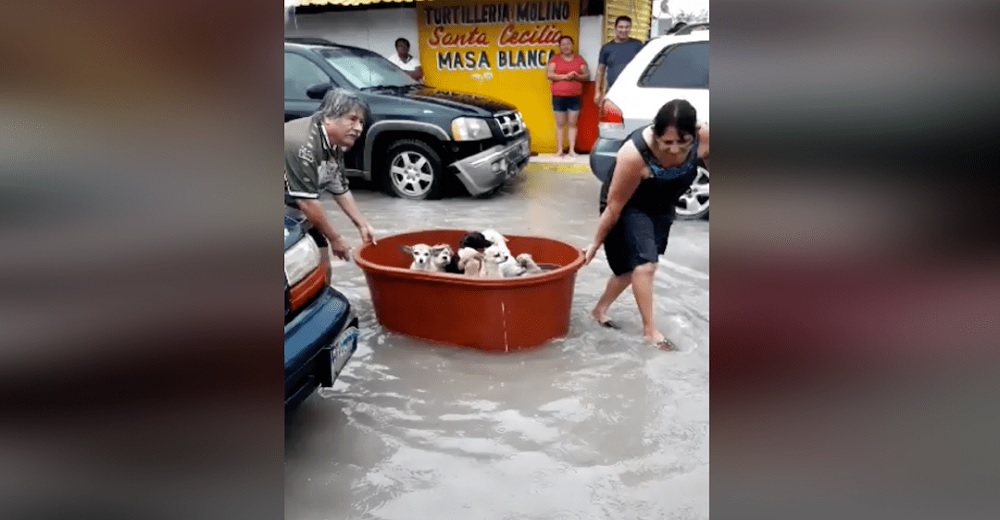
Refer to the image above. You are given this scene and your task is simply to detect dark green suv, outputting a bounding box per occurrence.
[285,39,532,200]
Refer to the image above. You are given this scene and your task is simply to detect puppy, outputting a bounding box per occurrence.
[480,229,522,277]
[457,247,484,277]
[480,244,508,279]
[516,253,543,275]
[448,231,493,273]
[459,231,494,251]
[429,244,453,273]
[401,243,433,271]
[480,229,509,249]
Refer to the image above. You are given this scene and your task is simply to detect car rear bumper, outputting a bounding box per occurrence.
[284,286,359,411]
[452,131,531,196]
[589,136,626,184]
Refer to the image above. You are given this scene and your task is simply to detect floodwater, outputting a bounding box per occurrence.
[285,173,709,520]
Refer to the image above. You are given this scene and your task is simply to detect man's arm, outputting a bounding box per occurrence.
[296,198,342,242]
[332,191,367,229]
[409,66,424,81]
[594,64,607,102]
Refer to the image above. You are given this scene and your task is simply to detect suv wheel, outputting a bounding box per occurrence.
[676,163,709,220]
[383,139,445,200]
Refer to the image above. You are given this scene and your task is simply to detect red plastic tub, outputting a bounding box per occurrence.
[354,229,585,352]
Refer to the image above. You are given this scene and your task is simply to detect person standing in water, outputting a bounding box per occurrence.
[546,35,589,158]
[583,99,709,350]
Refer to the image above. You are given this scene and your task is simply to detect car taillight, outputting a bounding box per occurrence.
[600,99,624,125]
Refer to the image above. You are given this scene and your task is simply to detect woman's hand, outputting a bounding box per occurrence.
[583,243,599,265]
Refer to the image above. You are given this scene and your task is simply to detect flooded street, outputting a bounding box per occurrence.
[285,172,709,519]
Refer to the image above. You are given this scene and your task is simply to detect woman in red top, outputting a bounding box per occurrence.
[546,35,589,159]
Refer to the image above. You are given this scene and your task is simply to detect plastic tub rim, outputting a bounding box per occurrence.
[353,229,585,287]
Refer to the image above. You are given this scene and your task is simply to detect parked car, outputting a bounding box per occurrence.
[284,214,359,412]
[590,30,710,219]
[284,39,531,200]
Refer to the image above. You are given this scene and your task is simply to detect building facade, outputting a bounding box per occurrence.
[286,0,656,153]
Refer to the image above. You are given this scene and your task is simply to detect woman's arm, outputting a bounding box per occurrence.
[576,60,590,82]
[591,145,644,247]
[546,61,565,81]
[697,124,709,168]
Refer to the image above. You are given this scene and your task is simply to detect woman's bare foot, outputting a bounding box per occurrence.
[590,307,619,329]
[644,330,675,350]
[568,152,578,160]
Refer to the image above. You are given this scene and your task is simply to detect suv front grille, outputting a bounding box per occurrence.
[494,111,525,138]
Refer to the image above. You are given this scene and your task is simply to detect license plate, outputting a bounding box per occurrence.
[331,325,359,376]
[509,141,527,162]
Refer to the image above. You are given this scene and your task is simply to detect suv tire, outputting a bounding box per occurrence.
[382,139,445,200]
[675,160,710,220]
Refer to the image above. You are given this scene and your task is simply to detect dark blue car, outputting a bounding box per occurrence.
[284,214,359,412]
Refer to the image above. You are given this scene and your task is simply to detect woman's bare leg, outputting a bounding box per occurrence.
[567,109,580,158]
[554,111,567,157]
[630,263,665,343]
[591,273,632,323]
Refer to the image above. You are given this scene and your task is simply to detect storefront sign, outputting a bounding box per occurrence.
[417,0,580,154]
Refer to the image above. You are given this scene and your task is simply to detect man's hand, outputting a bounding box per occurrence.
[594,91,603,106]
[358,222,377,245]
[329,235,351,261]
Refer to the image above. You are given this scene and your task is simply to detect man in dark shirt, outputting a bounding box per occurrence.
[594,15,645,106]
[285,87,377,265]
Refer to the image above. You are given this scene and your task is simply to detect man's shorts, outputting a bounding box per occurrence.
[552,95,581,113]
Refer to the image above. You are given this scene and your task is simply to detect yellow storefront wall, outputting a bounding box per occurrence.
[416,0,580,154]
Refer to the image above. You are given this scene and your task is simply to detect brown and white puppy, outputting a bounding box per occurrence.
[516,253,543,275]
[429,244,454,273]
[457,247,484,277]
[480,244,508,279]
[402,243,433,271]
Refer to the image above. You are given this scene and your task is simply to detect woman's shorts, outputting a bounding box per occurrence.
[552,95,581,112]
[602,209,673,276]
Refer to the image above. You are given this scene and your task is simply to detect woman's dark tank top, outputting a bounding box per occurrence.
[599,126,700,218]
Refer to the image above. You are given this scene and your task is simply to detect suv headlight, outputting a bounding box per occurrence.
[284,235,320,286]
[451,117,491,141]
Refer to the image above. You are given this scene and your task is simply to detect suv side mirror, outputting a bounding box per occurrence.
[306,82,334,100]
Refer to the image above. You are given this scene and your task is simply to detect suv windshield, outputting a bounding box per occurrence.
[316,47,418,90]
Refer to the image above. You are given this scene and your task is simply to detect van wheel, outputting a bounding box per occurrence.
[381,139,445,200]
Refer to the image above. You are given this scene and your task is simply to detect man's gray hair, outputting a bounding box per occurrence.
[317,87,369,121]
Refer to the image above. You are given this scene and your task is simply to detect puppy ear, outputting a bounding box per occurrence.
[401,245,413,254]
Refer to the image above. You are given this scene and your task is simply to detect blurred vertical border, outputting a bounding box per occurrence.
[0,1,284,518]
[710,0,1000,518]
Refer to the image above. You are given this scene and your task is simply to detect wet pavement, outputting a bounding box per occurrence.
[285,171,709,520]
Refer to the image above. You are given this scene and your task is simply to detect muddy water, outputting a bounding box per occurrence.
[285,174,709,519]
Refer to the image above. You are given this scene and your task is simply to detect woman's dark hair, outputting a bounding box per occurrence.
[559,35,574,44]
[653,99,698,138]
[395,38,410,48]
